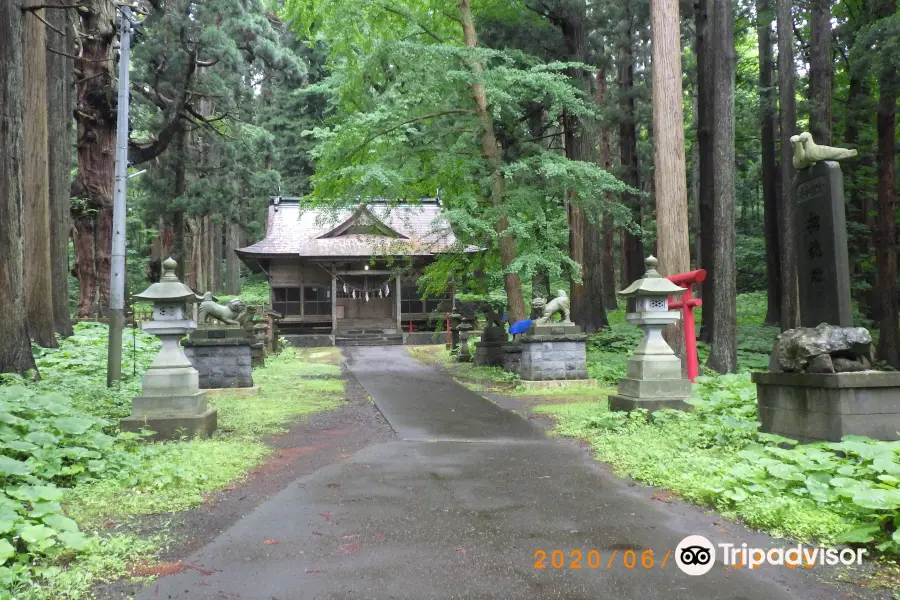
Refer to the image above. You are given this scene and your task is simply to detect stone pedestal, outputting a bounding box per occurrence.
[183,339,254,389]
[474,325,508,367]
[608,311,692,413]
[753,371,900,442]
[519,323,588,381]
[121,325,217,441]
[184,326,256,389]
[502,343,522,374]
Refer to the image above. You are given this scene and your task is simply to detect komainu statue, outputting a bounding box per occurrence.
[198,293,249,326]
[532,290,571,324]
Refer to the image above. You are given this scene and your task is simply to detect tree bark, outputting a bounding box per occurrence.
[0,0,38,374]
[23,2,57,348]
[757,0,781,325]
[808,0,832,145]
[707,0,737,373]
[597,70,618,311]
[225,222,242,295]
[72,0,116,318]
[47,0,74,337]
[844,73,876,318]
[651,0,691,361]
[458,0,527,323]
[618,9,644,295]
[776,0,800,329]
[531,270,550,318]
[874,0,899,366]
[696,0,716,341]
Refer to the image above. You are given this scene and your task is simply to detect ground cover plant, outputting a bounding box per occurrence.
[535,374,900,556]
[0,323,343,599]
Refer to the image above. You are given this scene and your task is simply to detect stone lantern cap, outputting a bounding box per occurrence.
[618,256,686,298]
[134,257,200,303]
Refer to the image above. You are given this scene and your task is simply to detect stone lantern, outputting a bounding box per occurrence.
[449,307,462,354]
[457,317,473,363]
[120,257,217,440]
[608,256,692,413]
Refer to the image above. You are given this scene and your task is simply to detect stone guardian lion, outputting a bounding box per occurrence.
[532,290,571,324]
[198,294,248,326]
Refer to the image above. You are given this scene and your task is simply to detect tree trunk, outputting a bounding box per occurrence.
[874,0,899,366]
[776,0,800,329]
[458,0,527,323]
[808,0,832,144]
[696,0,716,341]
[531,270,550,318]
[651,0,691,361]
[72,0,116,318]
[844,74,876,318]
[212,220,223,293]
[597,70,618,311]
[707,0,737,373]
[47,1,74,338]
[618,10,644,294]
[23,3,57,348]
[225,222,242,295]
[757,0,782,325]
[0,0,38,374]
[173,128,187,281]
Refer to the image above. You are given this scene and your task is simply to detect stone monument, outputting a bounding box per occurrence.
[791,132,855,327]
[449,307,462,356]
[752,135,900,442]
[183,293,257,390]
[121,258,217,440]
[608,256,692,413]
[518,290,589,382]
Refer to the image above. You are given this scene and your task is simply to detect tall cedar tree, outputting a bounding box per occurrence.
[707,0,737,373]
[23,3,57,348]
[0,0,38,374]
[873,0,899,365]
[47,0,74,338]
[651,0,691,361]
[696,0,715,341]
[808,0,833,144]
[618,6,644,292]
[776,0,800,329]
[756,0,781,325]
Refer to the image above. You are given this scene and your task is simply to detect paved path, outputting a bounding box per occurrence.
[138,347,854,599]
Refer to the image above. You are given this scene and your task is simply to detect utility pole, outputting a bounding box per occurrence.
[107,6,133,387]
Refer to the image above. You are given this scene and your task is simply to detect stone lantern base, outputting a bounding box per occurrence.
[608,353,692,413]
[120,399,217,441]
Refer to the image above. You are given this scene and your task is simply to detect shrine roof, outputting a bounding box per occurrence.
[235,197,472,260]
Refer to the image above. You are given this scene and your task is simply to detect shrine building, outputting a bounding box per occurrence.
[235,196,466,345]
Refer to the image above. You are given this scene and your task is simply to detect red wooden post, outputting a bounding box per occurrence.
[408,320,413,333]
[665,269,707,383]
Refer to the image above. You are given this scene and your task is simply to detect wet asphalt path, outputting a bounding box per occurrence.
[137,346,855,600]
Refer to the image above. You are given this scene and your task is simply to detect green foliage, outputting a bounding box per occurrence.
[0,385,146,588]
[26,322,159,421]
[539,373,900,553]
[286,0,633,296]
[1,324,343,595]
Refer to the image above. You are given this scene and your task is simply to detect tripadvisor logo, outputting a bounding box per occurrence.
[675,535,716,576]
[674,535,867,575]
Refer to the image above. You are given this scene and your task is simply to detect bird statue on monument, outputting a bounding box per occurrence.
[792,131,857,170]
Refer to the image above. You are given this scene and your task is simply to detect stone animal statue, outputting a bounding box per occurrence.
[198,294,248,326]
[483,305,505,328]
[533,290,571,324]
[792,131,857,169]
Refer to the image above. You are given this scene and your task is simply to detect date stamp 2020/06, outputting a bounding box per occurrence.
[533,549,672,570]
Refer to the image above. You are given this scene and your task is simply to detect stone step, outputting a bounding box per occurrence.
[335,338,404,347]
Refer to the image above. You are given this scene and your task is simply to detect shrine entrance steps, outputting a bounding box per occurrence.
[334,331,404,346]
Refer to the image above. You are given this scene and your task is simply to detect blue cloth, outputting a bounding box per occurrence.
[508,319,533,335]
